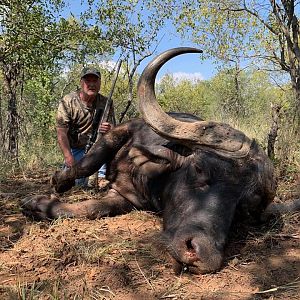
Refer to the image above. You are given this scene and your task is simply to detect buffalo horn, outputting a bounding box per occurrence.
[137,47,252,158]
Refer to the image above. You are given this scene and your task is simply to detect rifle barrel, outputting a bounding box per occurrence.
[100,60,122,126]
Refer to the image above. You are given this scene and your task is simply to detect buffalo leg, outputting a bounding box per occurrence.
[261,198,300,221]
[21,189,135,220]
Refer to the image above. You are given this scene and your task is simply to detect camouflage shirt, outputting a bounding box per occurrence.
[56,91,115,149]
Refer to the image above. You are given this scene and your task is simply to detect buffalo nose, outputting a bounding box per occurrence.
[175,235,223,274]
[186,238,193,250]
[179,238,201,264]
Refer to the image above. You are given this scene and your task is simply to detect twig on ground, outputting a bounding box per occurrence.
[135,256,154,291]
[254,278,300,294]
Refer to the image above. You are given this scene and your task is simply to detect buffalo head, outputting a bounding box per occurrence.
[136,47,276,274]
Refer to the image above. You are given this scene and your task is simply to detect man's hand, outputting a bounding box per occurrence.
[98,122,112,134]
[64,153,75,167]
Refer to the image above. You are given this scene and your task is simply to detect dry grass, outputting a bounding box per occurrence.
[0,163,299,299]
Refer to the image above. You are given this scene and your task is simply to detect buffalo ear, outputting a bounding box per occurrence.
[128,145,184,178]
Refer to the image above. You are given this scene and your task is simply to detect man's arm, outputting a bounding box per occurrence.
[56,127,74,167]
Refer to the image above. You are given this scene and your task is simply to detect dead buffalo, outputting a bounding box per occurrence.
[23,47,296,275]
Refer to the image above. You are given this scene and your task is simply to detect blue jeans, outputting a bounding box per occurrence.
[64,148,106,186]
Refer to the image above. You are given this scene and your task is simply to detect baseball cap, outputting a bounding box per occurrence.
[80,67,101,79]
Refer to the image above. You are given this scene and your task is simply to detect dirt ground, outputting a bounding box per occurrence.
[0,168,299,300]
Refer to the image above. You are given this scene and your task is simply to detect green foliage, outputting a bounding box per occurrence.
[157,74,209,116]
[0,0,115,166]
[0,1,112,73]
[1,1,63,72]
[0,0,298,176]
[160,1,275,67]
[87,0,166,56]
[23,70,59,141]
[161,0,300,120]
[157,69,284,144]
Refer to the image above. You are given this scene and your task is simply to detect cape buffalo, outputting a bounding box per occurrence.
[23,47,296,275]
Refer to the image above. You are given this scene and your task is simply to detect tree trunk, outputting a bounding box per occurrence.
[233,64,243,121]
[267,103,282,160]
[293,79,300,122]
[0,93,3,150]
[3,63,20,164]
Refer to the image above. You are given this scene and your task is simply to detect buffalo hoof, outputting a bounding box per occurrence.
[21,194,60,220]
[50,171,75,193]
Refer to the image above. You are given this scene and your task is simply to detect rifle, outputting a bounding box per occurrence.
[84,60,122,154]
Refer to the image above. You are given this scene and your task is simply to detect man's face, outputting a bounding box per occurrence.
[80,74,101,97]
